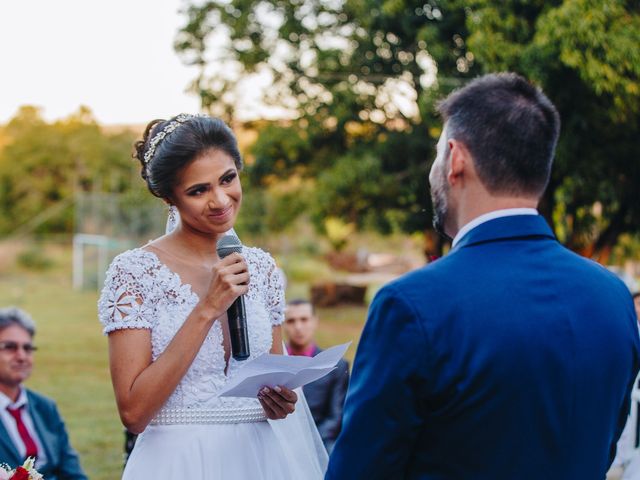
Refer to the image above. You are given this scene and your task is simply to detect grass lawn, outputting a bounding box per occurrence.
[0,241,370,479]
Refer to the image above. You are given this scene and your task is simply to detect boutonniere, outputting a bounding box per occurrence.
[0,458,43,480]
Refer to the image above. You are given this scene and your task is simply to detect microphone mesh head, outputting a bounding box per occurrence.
[216,234,243,258]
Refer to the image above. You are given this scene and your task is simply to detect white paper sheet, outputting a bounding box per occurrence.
[218,342,351,398]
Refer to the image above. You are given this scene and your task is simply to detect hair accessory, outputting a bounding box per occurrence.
[144,113,206,166]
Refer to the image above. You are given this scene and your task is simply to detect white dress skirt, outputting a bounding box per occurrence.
[123,393,328,479]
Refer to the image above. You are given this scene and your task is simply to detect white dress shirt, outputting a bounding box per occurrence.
[0,388,48,469]
[451,208,539,249]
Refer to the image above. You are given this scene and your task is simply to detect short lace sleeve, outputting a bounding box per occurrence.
[261,251,285,326]
[98,250,154,334]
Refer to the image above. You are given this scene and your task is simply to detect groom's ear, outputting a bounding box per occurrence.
[447,139,471,187]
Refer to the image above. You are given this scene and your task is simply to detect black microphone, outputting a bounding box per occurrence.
[216,234,250,361]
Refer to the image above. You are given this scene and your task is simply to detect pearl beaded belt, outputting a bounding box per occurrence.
[150,406,267,425]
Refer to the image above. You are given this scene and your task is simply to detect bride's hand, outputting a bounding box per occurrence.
[202,252,249,316]
[258,386,298,420]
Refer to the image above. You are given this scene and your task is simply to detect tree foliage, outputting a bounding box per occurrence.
[0,106,138,235]
[176,0,444,242]
[459,0,640,260]
[176,0,640,259]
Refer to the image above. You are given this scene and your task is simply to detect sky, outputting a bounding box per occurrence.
[0,0,203,125]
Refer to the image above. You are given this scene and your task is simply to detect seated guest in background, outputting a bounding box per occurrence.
[284,299,349,453]
[0,307,87,480]
[123,428,137,465]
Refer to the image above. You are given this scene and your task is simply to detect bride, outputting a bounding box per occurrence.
[98,114,327,479]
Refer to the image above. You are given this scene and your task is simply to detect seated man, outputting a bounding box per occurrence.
[0,307,87,479]
[284,299,349,453]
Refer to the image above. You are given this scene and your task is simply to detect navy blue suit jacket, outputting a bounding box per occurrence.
[326,215,640,480]
[0,390,87,480]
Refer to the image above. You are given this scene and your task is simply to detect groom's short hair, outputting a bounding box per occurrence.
[437,72,560,198]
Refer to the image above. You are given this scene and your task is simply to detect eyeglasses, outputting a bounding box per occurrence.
[0,341,38,354]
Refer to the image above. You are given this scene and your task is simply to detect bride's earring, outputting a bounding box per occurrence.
[166,205,180,234]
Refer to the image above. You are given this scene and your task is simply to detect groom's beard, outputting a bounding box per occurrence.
[430,170,453,242]
[432,212,451,242]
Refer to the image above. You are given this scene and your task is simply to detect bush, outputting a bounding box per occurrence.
[17,246,53,270]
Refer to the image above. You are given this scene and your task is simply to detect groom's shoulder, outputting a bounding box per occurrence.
[380,255,458,304]
[394,252,459,284]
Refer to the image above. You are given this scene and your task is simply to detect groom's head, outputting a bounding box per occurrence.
[429,73,560,239]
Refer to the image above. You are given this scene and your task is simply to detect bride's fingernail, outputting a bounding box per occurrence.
[274,386,282,393]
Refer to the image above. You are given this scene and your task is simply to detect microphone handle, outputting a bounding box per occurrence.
[228,295,250,361]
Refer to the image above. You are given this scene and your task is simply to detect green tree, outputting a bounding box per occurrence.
[0,106,138,235]
[176,0,640,260]
[177,0,442,252]
[457,0,640,261]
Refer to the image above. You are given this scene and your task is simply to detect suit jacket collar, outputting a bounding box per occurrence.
[0,413,20,466]
[451,214,555,253]
[25,390,54,468]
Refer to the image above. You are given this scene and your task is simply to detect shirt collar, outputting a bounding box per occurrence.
[452,208,539,248]
[286,343,317,357]
[0,388,27,410]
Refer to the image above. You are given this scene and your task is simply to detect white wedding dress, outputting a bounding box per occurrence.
[98,246,328,479]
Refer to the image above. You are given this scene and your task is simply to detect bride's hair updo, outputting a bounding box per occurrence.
[133,114,243,200]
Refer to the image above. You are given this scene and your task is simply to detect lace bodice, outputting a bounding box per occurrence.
[97,246,285,411]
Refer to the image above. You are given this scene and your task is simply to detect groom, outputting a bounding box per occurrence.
[326,73,640,479]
